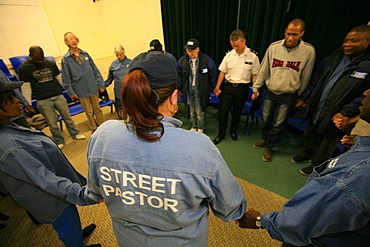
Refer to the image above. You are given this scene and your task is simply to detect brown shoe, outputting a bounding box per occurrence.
[262,148,272,162]
[253,139,266,148]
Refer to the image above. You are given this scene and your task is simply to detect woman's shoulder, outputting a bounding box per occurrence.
[97,119,126,132]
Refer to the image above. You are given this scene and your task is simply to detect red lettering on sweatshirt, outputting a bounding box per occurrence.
[272,58,284,68]
[286,61,301,72]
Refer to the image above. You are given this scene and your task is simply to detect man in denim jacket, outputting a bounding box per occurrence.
[0,76,100,246]
[62,32,106,133]
[238,88,370,246]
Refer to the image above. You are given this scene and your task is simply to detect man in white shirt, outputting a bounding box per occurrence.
[213,30,260,145]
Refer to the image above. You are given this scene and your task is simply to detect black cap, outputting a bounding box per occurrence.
[149,39,163,52]
[0,72,23,92]
[128,52,178,89]
[184,38,199,50]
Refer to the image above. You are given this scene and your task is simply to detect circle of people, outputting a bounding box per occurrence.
[1,18,370,247]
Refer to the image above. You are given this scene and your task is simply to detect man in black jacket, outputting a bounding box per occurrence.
[177,38,217,133]
[293,25,370,176]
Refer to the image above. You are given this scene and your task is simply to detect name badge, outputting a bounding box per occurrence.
[245,61,252,65]
[84,56,89,61]
[327,157,339,169]
[202,68,208,73]
[350,71,367,79]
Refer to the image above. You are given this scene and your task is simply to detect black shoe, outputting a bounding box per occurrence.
[300,166,314,176]
[0,213,9,221]
[86,245,101,247]
[231,133,238,141]
[292,155,312,164]
[83,224,96,239]
[213,136,222,145]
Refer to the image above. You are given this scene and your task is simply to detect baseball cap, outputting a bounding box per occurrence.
[128,51,178,89]
[149,39,163,52]
[0,73,23,92]
[184,38,199,50]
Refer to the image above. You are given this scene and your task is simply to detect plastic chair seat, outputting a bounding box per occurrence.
[0,59,18,82]
[9,56,29,74]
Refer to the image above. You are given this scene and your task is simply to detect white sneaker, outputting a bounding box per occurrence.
[74,134,86,140]
[190,128,197,132]
[198,129,203,133]
[58,144,64,149]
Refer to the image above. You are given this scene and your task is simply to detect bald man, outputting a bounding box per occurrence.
[18,46,85,149]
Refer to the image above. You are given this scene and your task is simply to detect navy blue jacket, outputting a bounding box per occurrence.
[301,48,370,135]
[178,52,217,111]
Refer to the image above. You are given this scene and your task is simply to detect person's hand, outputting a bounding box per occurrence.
[24,105,36,115]
[70,94,79,101]
[213,87,222,96]
[99,88,106,93]
[295,99,306,108]
[341,135,356,147]
[332,113,349,130]
[332,113,344,122]
[251,92,259,100]
[238,208,261,229]
[338,117,350,130]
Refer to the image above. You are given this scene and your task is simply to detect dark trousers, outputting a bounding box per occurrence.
[302,122,342,167]
[218,82,249,138]
[262,90,297,148]
[282,242,313,247]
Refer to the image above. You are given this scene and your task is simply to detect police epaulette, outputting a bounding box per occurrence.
[250,49,258,55]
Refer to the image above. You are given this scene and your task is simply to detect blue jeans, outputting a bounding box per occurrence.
[52,204,84,247]
[37,94,80,144]
[262,90,297,148]
[189,94,204,130]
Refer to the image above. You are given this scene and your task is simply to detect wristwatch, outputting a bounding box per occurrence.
[255,215,262,228]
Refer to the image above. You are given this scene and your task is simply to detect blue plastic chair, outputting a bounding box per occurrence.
[45,56,56,63]
[178,92,184,102]
[287,117,309,132]
[0,59,18,82]
[278,116,309,142]
[209,91,219,104]
[58,91,116,130]
[100,99,116,113]
[241,86,254,134]
[9,56,29,74]
[247,89,266,135]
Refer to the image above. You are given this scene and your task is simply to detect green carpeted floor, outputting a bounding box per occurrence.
[175,103,308,199]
